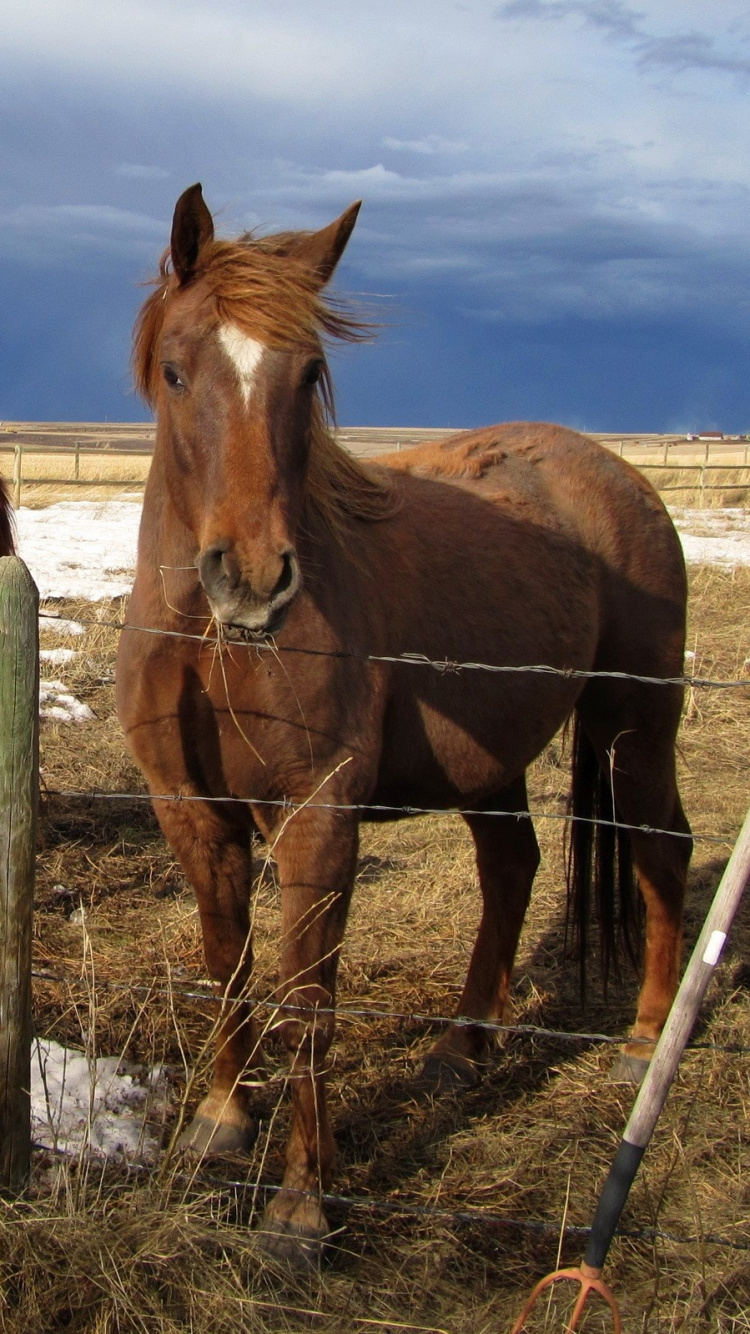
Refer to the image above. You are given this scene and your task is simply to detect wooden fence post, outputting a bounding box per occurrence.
[0,557,38,1192]
[12,446,21,510]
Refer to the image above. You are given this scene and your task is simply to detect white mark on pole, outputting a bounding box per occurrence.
[217,325,265,405]
[702,930,727,967]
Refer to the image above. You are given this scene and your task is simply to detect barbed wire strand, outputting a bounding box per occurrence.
[25,1139,750,1255]
[30,969,750,1056]
[42,784,723,846]
[213,1175,750,1255]
[37,609,750,691]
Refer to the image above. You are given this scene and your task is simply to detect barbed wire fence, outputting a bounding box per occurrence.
[29,604,750,1259]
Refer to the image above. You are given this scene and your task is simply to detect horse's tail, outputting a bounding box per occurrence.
[566,714,641,998]
[0,475,16,556]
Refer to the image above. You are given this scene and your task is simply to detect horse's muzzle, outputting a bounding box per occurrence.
[198,540,301,637]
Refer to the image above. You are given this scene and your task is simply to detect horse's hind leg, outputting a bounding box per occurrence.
[579,690,692,1078]
[618,790,692,1076]
[418,777,539,1093]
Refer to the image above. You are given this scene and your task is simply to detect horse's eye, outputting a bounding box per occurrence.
[302,360,323,388]
[162,364,185,391]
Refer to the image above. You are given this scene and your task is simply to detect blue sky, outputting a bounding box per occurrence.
[2,0,750,430]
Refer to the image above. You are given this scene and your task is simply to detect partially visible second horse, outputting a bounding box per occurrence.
[0,477,14,556]
[117,184,692,1266]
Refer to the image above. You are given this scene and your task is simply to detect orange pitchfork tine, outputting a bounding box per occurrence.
[511,1263,621,1333]
[511,804,750,1334]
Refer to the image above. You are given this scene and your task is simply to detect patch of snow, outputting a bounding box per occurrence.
[31,1038,167,1162]
[40,648,78,665]
[39,679,95,723]
[671,507,750,566]
[16,501,140,600]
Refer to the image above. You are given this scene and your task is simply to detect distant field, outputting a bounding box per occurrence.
[1,421,749,506]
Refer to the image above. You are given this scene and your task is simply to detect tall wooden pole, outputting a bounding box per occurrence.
[0,557,38,1192]
[12,446,21,511]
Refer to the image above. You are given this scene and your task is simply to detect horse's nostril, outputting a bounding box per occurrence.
[272,549,299,602]
[220,549,241,588]
[199,540,240,597]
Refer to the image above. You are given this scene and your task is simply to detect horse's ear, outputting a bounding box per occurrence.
[280,201,362,286]
[170,183,214,284]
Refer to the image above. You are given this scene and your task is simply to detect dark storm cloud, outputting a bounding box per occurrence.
[495,0,750,79]
[637,32,750,78]
[495,0,644,40]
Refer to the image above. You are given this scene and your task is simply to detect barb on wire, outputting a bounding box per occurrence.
[37,610,750,692]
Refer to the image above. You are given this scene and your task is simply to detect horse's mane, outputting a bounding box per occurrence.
[0,476,15,557]
[132,235,397,537]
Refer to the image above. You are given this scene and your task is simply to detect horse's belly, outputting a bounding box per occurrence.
[374,674,581,809]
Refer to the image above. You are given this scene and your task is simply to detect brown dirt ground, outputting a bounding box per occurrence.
[2,560,750,1333]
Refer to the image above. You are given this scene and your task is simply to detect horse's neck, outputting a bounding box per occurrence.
[134,444,200,625]
[139,446,193,562]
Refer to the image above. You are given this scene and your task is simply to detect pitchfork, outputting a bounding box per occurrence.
[511,803,750,1333]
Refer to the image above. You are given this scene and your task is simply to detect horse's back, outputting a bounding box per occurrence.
[378,422,667,537]
[378,421,687,664]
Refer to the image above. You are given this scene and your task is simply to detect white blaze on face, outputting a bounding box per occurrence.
[217,324,265,405]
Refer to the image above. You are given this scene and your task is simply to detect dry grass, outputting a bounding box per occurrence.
[5,563,750,1331]
[647,467,750,510]
[0,449,151,507]
[9,452,151,483]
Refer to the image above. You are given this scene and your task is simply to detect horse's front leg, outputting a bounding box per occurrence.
[152,790,261,1155]
[257,806,358,1268]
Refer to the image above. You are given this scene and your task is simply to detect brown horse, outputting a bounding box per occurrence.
[117,184,692,1266]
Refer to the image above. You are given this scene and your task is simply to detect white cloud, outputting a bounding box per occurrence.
[2,0,442,105]
[382,135,470,155]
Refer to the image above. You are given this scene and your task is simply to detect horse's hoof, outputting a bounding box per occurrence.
[257,1210,328,1272]
[176,1111,256,1157]
[610,1052,650,1085]
[414,1052,481,1097]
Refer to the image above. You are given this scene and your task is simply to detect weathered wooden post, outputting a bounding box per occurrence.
[0,557,38,1192]
[12,446,21,510]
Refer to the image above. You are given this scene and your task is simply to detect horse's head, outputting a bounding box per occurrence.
[135,183,363,639]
